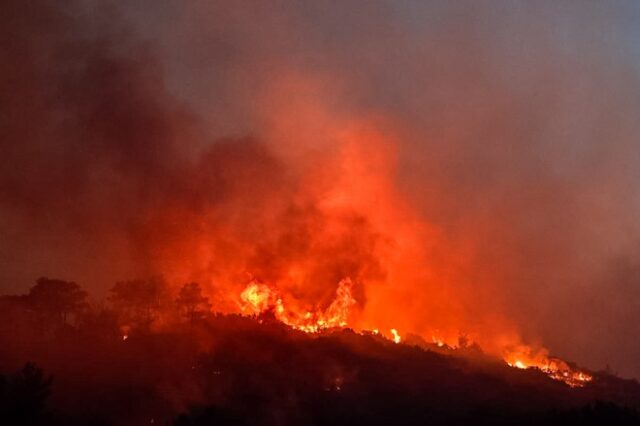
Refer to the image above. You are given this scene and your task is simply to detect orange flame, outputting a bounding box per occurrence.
[390,328,401,344]
[239,278,356,333]
[504,346,592,387]
[239,279,592,387]
[240,282,276,315]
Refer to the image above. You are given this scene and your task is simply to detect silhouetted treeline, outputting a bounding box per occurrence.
[0,278,639,425]
[0,363,53,425]
[0,276,211,337]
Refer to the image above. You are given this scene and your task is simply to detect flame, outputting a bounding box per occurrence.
[512,360,526,369]
[431,335,446,348]
[127,73,601,393]
[390,328,401,344]
[239,277,357,333]
[120,325,131,342]
[238,279,592,387]
[504,346,593,387]
[240,282,276,315]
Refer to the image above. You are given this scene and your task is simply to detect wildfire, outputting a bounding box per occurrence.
[512,360,526,369]
[240,277,357,333]
[240,283,276,315]
[505,348,593,387]
[238,278,592,388]
[390,328,401,344]
[431,335,446,348]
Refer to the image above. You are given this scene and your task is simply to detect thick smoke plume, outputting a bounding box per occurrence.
[2,0,640,378]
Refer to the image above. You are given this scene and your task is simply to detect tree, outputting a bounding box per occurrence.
[176,282,212,325]
[457,333,469,349]
[77,303,121,340]
[28,278,87,326]
[0,363,53,425]
[109,276,168,330]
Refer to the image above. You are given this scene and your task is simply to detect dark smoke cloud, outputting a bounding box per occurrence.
[0,0,384,306]
[0,0,199,294]
[2,0,640,379]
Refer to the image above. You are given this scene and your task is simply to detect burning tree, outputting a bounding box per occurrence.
[176,282,212,325]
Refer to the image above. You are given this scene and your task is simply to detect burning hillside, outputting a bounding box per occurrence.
[2,0,640,424]
[0,287,638,425]
[234,277,592,388]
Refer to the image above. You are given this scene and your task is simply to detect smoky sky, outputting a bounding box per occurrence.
[1,0,640,379]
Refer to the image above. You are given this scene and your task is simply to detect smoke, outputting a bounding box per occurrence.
[2,0,640,378]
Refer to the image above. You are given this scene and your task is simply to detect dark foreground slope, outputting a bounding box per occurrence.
[1,314,639,425]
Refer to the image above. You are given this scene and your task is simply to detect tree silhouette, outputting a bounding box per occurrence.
[109,276,168,330]
[28,278,87,327]
[0,363,53,425]
[77,303,121,340]
[176,282,212,325]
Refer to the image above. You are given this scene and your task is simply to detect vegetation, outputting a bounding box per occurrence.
[0,278,639,425]
[176,282,212,325]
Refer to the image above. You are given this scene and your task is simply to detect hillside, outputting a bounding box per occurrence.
[1,314,639,425]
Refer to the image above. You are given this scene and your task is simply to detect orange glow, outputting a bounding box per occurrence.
[504,346,593,387]
[134,73,595,389]
[239,278,356,333]
[240,282,276,315]
[432,337,446,348]
[512,360,527,369]
[120,325,131,342]
[237,276,592,386]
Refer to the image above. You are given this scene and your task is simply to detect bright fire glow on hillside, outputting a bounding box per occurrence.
[238,278,592,387]
[240,278,356,333]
